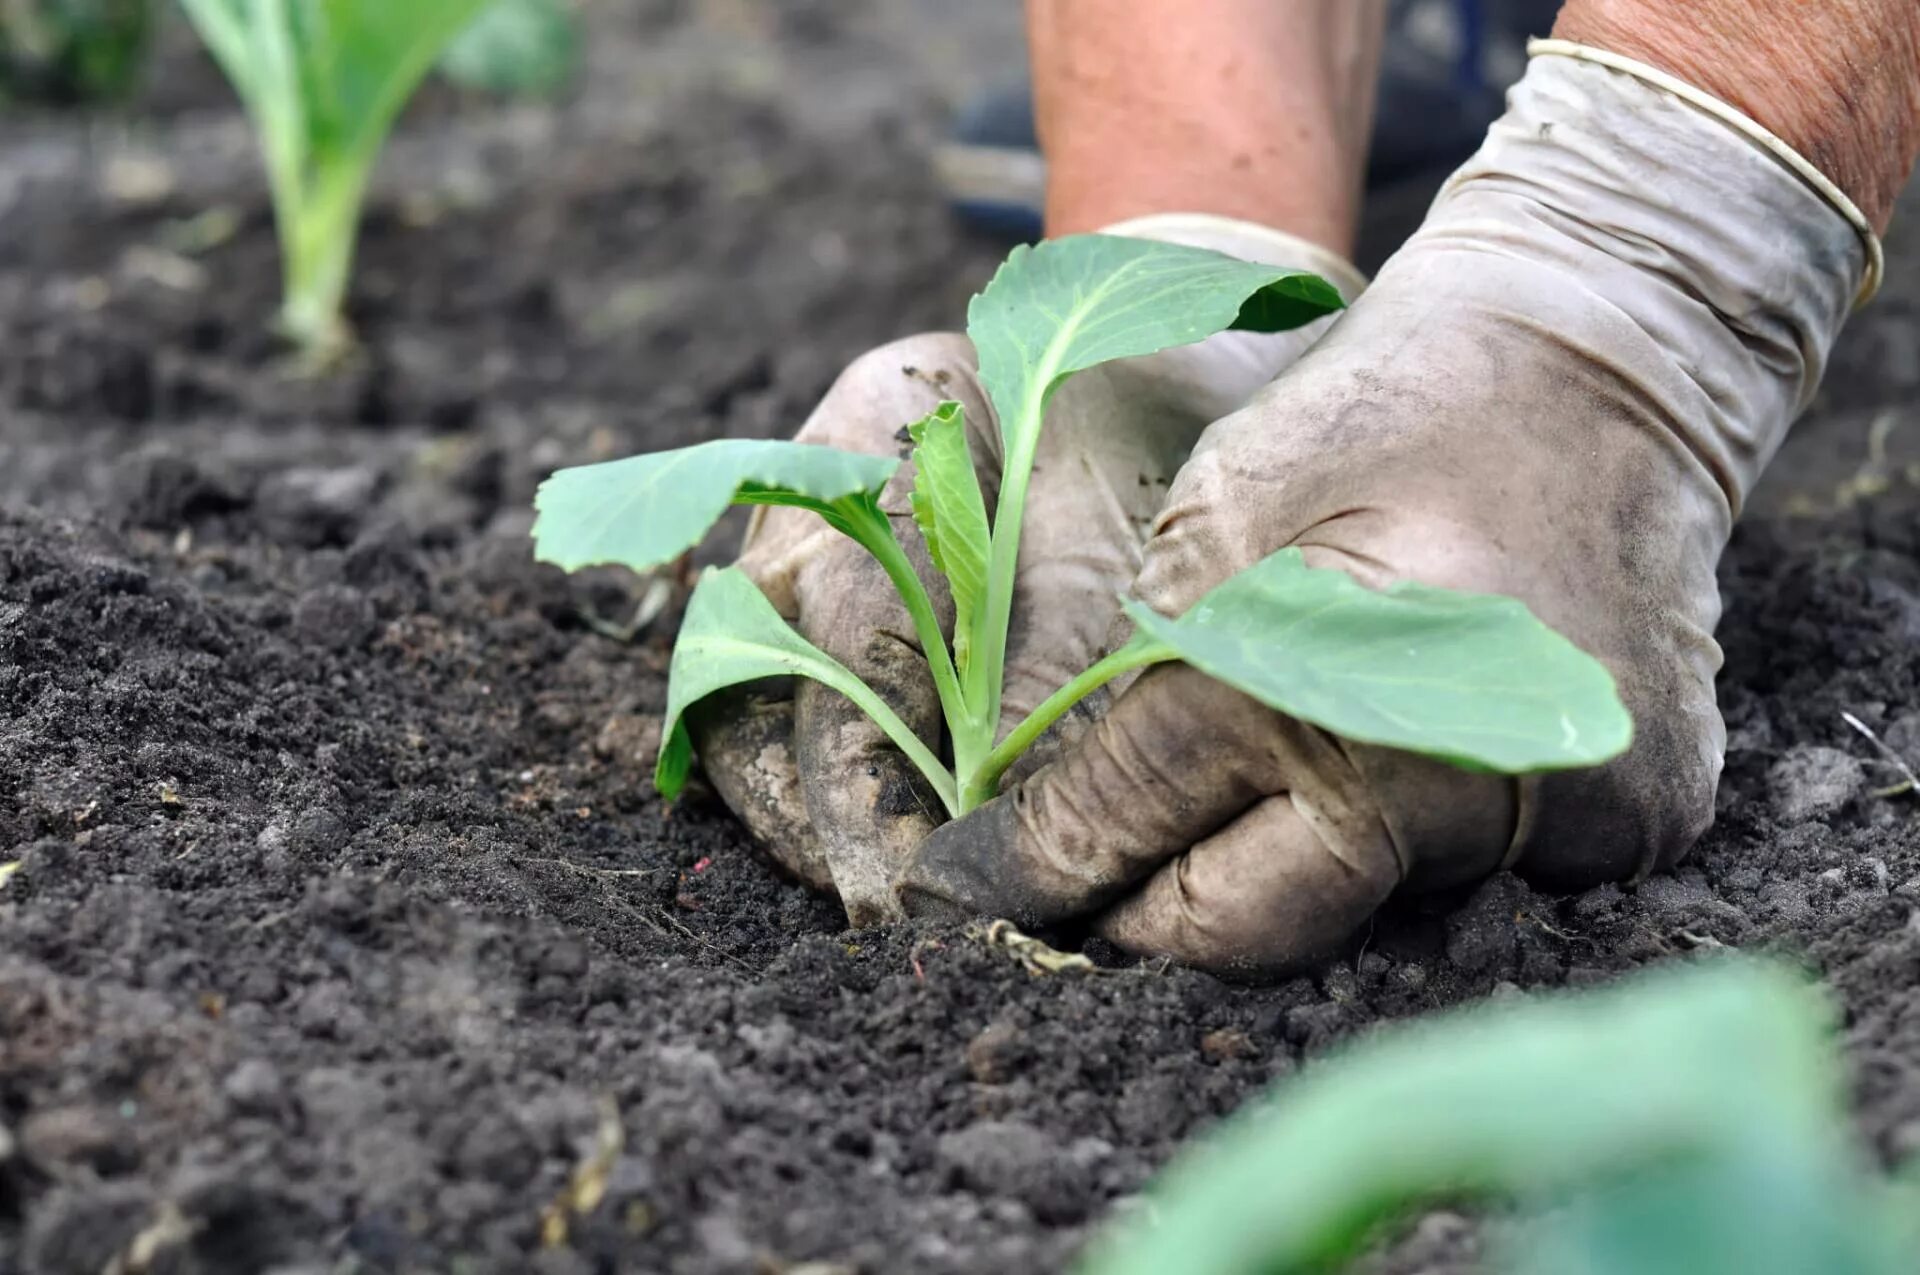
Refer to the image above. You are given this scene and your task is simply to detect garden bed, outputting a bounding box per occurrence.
[3,4,1919,1272]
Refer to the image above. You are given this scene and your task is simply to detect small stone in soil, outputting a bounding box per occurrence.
[1768,744,1865,821]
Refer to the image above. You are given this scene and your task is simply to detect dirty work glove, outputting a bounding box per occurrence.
[688,218,1365,924]
[898,48,1875,974]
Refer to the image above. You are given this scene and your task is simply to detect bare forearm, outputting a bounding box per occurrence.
[1556,0,1920,231]
[1028,0,1384,253]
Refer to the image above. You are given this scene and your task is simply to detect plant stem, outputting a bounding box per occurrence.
[959,634,1173,812]
[846,508,970,747]
[961,410,1042,778]
[276,159,370,359]
[814,661,959,816]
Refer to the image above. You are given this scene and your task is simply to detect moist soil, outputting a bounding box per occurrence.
[4,5,1920,1274]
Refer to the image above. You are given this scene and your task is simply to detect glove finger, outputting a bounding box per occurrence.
[684,684,830,892]
[1090,795,1399,978]
[791,530,947,925]
[899,662,1303,925]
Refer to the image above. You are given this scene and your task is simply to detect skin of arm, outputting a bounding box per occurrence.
[1555,0,1920,232]
[1033,1,1920,242]
[1028,0,1386,254]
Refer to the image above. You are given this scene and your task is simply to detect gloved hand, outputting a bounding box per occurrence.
[897,49,1872,974]
[688,218,1365,924]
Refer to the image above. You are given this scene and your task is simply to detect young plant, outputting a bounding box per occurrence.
[0,0,151,104]
[533,235,1633,821]
[1077,960,1918,1275]
[177,0,491,356]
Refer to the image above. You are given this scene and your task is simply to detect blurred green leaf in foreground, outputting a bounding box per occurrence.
[1081,960,1918,1275]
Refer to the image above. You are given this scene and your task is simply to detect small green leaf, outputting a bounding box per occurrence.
[907,401,990,676]
[533,439,899,574]
[440,0,575,97]
[968,234,1345,450]
[657,568,954,810]
[657,568,858,798]
[1124,548,1631,773]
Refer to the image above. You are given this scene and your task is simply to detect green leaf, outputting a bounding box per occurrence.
[907,401,990,677]
[656,568,955,810]
[532,439,900,574]
[1124,548,1632,773]
[1078,961,1870,1275]
[440,0,575,96]
[967,234,1345,450]
[1498,1155,1909,1275]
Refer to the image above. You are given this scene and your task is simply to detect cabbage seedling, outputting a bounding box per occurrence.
[533,235,1632,819]
[177,0,491,356]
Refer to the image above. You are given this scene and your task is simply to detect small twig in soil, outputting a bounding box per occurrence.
[578,573,675,643]
[541,1095,624,1248]
[105,1201,195,1274]
[1841,710,1919,799]
[970,919,1097,976]
[518,855,660,880]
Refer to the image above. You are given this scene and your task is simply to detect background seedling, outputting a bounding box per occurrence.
[178,0,491,357]
[1078,960,1919,1275]
[0,0,150,104]
[533,234,1634,822]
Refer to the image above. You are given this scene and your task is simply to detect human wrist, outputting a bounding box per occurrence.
[1554,0,1920,231]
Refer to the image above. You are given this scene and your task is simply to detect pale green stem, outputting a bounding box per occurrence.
[813,663,959,816]
[959,636,1174,812]
[275,158,370,359]
[844,509,970,751]
[962,409,1043,776]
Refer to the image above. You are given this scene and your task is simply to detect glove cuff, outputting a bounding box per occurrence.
[1098,212,1369,303]
[1526,38,1883,308]
[1422,51,1866,507]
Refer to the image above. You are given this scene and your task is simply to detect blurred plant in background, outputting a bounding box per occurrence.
[1081,960,1920,1275]
[0,0,149,103]
[0,0,579,355]
[439,0,575,98]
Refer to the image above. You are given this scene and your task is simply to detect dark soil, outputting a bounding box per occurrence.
[4,5,1920,1273]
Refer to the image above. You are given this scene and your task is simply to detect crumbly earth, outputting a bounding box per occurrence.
[3,5,1920,1273]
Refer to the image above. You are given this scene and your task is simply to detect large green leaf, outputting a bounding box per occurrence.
[532,439,899,574]
[967,234,1345,450]
[1079,961,1889,1275]
[440,0,575,96]
[1124,548,1631,773]
[655,568,954,809]
[907,401,990,677]
[1498,1155,1909,1275]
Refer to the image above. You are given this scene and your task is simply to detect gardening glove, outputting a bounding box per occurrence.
[687,217,1366,924]
[898,49,1875,974]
